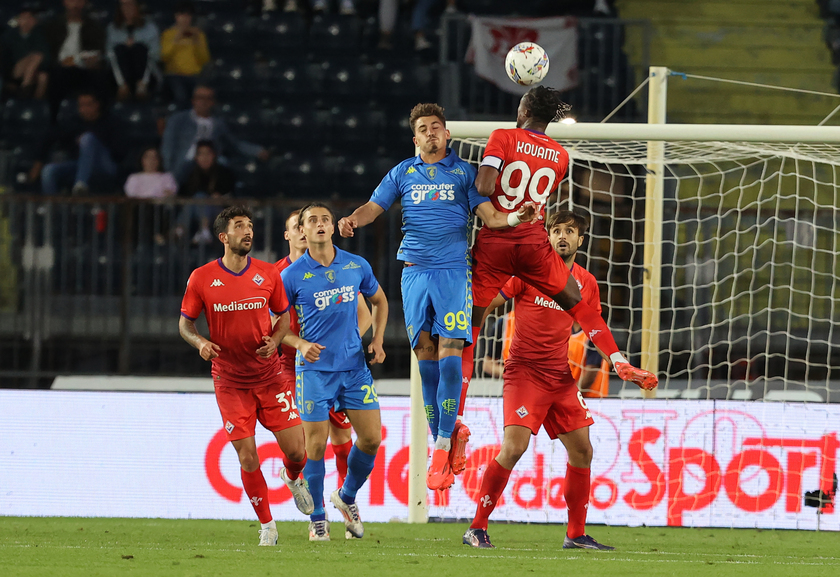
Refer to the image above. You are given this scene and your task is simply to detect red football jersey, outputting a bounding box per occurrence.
[479,127,570,244]
[181,256,289,388]
[501,263,601,373]
[274,255,299,374]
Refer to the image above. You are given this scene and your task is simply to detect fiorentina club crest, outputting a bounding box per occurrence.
[516,405,529,418]
[225,421,234,434]
[252,273,265,286]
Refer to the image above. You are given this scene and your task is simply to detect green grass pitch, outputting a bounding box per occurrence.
[1,517,838,577]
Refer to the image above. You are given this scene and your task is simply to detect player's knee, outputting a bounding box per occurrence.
[569,443,593,467]
[354,433,381,455]
[499,440,527,464]
[285,445,306,462]
[238,451,260,472]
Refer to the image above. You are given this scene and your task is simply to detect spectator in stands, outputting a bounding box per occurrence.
[161,84,268,183]
[106,0,161,101]
[412,0,457,52]
[42,0,107,123]
[305,0,357,16]
[1,4,50,99]
[124,146,177,199]
[30,91,123,195]
[160,1,210,107]
[178,140,236,244]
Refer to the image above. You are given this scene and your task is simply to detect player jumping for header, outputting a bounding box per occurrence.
[461,86,658,401]
[179,205,313,547]
[338,103,537,491]
[281,202,389,542]
[463,211,614,550]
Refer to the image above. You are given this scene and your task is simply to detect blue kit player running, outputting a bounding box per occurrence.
[281,202,389,542]
[338,103,536,491]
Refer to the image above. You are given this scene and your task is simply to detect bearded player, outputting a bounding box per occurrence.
[460,86,657,408]
[179,206,314,547]
[275,209,371,490]
[463,210,614,550]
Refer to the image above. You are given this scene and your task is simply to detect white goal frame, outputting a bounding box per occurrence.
[405,66,840,523]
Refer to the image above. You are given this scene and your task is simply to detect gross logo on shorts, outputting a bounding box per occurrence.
[516,405,529,419]
[224,421,234,434]
[410,183,455,204]
[325,270,336,283]
[313,285,356,311]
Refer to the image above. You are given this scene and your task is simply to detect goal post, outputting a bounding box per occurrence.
[404,117,840,523]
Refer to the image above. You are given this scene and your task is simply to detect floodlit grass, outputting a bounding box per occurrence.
[0,517,838,577]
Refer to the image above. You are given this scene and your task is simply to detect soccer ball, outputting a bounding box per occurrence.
[505,42,550,86]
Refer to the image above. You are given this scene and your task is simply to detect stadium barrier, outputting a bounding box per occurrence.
[1,389,836,530]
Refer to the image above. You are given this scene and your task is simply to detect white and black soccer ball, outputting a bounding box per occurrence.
[505,42,550,86]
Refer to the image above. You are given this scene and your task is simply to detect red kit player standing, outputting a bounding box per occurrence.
[179,206,314,546]
[461,86,658,398]
[463,211,613,550]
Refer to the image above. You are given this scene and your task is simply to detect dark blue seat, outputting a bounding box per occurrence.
[372,62,437,99]
[309,15,360,54]
[1,100,51,145]
[321,60,372,97]
[328,105,386,145]
[256,13,307,53]
[112,102,158,145]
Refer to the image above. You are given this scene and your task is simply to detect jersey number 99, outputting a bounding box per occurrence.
[444,311,469,332]
[499,160,557,210]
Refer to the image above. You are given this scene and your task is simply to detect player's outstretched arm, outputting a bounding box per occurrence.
[366,286,388,364]
[475,165,499,196]
[338,202,385,238]
[281,333,325,363]
[179,316,220,361]
[474,201,539,230]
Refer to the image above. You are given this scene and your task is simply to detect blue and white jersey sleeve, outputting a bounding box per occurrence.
[359,258,379,298]
[370,166,402,212]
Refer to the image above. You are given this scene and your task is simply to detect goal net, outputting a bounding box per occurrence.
[414,122,840,530]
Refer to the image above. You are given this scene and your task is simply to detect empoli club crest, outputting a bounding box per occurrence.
[425,166,437,180]
[325,270,336,283]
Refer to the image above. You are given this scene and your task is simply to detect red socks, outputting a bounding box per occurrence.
[565,464,591,539]
[241,468,272,524]
[283,453,307,481]
[332,440,353,488]
[566,301,619,358]
[460,326,481,413]
[470,459,512,530]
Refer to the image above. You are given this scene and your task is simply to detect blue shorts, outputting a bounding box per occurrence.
[295,367,379,422]
[400,266,473,349]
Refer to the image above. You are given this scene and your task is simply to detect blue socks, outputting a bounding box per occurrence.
[437,355,462,441]
[339,444,377,504]
[418,359,440,438]
[304,457,325,519]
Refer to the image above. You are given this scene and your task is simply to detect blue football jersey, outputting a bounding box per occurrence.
[281,248,379,372]
[370,148,487,269]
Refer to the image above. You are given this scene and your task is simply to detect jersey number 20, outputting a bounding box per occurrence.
[498,160,557,210]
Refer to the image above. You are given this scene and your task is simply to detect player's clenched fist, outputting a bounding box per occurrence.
[368,341,386,365]
[337,216,358,238]
[298,340,326,362]
[517,201,540,224]
[199,340,221,361]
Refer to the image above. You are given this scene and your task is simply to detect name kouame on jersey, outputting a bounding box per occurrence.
[181,257,290,388]
[281,248,379,372]
[480,127,570,244]
[370,148,486,269]
[500,263,601,373]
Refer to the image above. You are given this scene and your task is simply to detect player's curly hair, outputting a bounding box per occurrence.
[213,205,253,237]
[298,202,336,227]
[523,86,572,124]
[409,103,446,134]
[546,210,589,236]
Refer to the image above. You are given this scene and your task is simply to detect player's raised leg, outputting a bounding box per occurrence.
[463,424,531,548]
[272,426,313,516]
[556,426,614,550]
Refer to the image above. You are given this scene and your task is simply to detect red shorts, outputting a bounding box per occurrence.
[472,238,571,308]
[281,366,351,430]
[503,361,594,438]
[215,380,301,441]
[329,408,352,430]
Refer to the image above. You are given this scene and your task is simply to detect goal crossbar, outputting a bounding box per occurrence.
[447,121,840,143]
